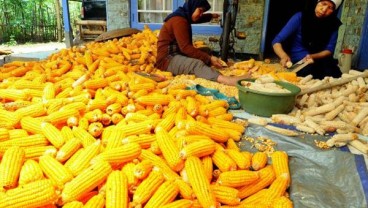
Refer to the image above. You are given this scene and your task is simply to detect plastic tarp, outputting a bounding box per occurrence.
[233,111,368,208]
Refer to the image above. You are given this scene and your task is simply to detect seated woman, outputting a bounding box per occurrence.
[155,0,250,86]
[272,0,343,79]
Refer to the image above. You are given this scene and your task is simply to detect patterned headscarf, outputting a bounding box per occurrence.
[164,0,211,23]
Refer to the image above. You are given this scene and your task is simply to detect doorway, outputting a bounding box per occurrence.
[262,0,306,59]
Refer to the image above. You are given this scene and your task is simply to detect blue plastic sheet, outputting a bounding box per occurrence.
[240,124,368,208]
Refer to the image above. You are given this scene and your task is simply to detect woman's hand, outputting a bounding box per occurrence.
[212,13,220,19]
[280,55,291,67]
[210,56,224,68]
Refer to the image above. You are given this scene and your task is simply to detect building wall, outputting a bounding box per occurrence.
[335,0,367,67]
[106,0,367,63]
[106,0,130,30]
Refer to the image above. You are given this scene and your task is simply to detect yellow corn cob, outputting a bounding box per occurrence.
[134,159,153,179]
[174,107,187,127]
[240,188,270,206]
[65,140,101,176]
[185,120,229,143]
[215,113,233,121]
[185,156,217,208]
[124,112,149,123]
[185,96,199,117]
[0,110,20,127]
[135,94,172,106]
[226,149,251,170]
[251,151,268,171]
[226,138,240,151]
[84,194,105,208]
[238,165,276,199]
[46,99,64,115]
[138,149,180,180]
[84,78,108,90]
[106,103,122,116]
[100,113,111,126]
[117,120,153,136]
[93,142,141,165]
[179,139,216,159]
[0,146,25,189]
[0,89,29,101]
[41,122,65,148]
[104,127,125,150]
[18,159,44,185]
[39,154,74,188]
[87,122,104,137]
[61,126,74,142]
[12,79,45,90]
[268,173,290,198]
[62,201,84,208]
[24,145,57,160]
[0,134,49,150]
[203,100,229,111]
[72,126,96,148]
[20,116,43,134]
[66,116,79,128]
[156,111,176,132]
[42,82,56,101]
[224,128,243,141]
[155,127,184,172]
[211,184,241,206]
[208,117,245,133]
[129,82,156,92]
[271,151,290,183]
[15,103,46,118]
[0,128,9,142]
[207,107,228,117]
[56,138,82,162]
[273,196,293,208]
[161,199,193,208]
[8,129,28,140]
[122,134,156,149]
[174,178,194,200]
[121,162,139,187]
[162,101,181,118]
[60,102,87,112]
[149,140,161,155]
[217,169,259,188]
[212,147,237,172]
[144,180,179,208]
[132,169,165,206]
[0,179,58,208]
[202,156,213,183]
[61,160,112,204]
[78,117,89,130]
[46,108,79,125]
[56,87,72,99]
[105,170,129,208]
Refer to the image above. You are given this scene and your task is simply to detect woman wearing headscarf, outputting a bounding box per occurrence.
[155,0,250,86]
[272,0,343,79]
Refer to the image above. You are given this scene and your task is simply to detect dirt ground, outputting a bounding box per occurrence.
[0,42,67,55]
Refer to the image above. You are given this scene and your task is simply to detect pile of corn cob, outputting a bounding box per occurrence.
[0,26,293,207]
[218,59,299,83]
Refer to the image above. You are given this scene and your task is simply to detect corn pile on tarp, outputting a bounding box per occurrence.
[241,123,368,208]
[0,26,298,207]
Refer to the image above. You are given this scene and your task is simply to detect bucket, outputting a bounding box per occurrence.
[338,49,353,74]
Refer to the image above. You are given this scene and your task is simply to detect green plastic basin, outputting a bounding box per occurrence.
[236,79,301,117]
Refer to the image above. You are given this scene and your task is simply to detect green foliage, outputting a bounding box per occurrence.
[0,0,82,44]
[6,35,17,46]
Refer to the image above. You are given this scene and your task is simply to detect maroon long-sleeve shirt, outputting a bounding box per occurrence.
[155,14,213,71]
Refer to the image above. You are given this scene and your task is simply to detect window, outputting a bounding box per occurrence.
[131,0,222,35]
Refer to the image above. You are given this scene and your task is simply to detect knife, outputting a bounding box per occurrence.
[135,72,167,82]
[288,59,313,73]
